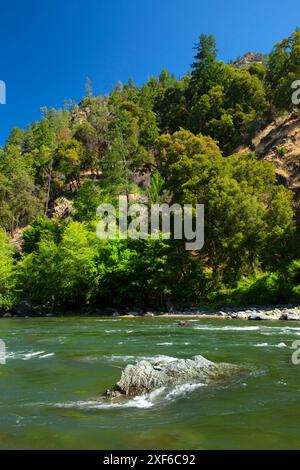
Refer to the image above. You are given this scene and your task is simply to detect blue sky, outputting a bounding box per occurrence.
[0,0,299,145]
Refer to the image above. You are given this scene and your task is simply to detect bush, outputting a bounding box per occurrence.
[209,272,291,307]
[0,229,17,310]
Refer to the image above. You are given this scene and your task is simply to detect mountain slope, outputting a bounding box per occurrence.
[238,112,300,198]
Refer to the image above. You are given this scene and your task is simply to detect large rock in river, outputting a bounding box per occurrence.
[105,355,246,398]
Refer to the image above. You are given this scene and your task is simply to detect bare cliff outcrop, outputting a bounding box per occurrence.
[238,112,300,216]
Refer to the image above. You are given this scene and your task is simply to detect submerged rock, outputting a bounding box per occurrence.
[105,355,246,398]
[280,313,300,321]
[178,321,192,326]
[248,313,273,321]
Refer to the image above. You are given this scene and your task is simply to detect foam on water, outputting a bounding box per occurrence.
[194,326,260,331]
[23,351,46,360]
[39,353,55,359]
[5,350,54,361]
[253,342,289,348]
[165,383,207,400]
[102,354,178,363]
[53,382,206,410]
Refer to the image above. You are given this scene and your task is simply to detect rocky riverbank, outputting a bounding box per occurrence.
[1,301,300,321]
[160,305,300,321]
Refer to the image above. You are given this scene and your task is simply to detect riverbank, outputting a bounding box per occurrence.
[1,301,300,321]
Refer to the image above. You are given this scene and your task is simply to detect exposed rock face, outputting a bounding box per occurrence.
[237,112,300,217]
[132,167,152,189]
[231,52,267,68]
[105,355,245,398]
[50,197,73,219]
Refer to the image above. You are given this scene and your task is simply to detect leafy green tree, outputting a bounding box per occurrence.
[146,171,166,204]
[0,145,43,233]
[22,216,64,254]
[54,139,83,186]
[101,107,151,196]
[267,29,300,111]
[158,136,295,286]
[18,222,100,306]
[73,180,107,222]
[0,229,16,310]
[157,129,222,184]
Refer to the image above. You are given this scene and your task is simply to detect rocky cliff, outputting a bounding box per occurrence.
[238,112,300,216]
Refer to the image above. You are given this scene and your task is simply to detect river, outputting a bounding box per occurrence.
[0,317,299,449]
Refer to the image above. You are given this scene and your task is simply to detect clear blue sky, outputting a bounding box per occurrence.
[0,0,299,145]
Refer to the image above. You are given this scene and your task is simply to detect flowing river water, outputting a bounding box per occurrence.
[0,316,299,449]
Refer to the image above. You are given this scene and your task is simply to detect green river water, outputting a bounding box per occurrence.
[0,316,299,450]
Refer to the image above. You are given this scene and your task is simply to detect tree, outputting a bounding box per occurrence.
[54,139,83,187]
[0,145,43,233]
[85,77,93,97]
[101,107,150,196]
[158,133,295,287]
[17,222,100,306]
[267,29,300,111]
[190,33,223,95]
[0,229,16,310]
[73,180,106,222]
[157,129,222,185]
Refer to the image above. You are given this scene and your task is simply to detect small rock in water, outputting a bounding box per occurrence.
[248,313,273,321]
[144,312,155,317]
[105,355,248,398]
[218,311,227,317]
[279,313,289,321]
[178,321,192,327]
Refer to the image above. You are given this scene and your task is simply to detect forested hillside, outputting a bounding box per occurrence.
[1,30,300,312]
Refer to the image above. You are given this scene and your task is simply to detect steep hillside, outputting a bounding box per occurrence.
[238,112,300,203]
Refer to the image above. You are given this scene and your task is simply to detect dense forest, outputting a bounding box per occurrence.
[1,30,300,312]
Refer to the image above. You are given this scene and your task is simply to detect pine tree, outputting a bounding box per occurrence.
[190,33,221,95]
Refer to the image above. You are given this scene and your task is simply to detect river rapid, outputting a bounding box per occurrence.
[0,317,299,449]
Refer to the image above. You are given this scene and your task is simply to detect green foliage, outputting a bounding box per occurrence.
[210,259,300,307]
[267,29,300,111]
[0,145,43,233]
[0,229,16,310]
[276,146,287,157]
[188,54,267,153]
[73,180,107,222]
[209,273,285,307]
[17,222,100,306]
[146,171,165,204]
[54,139,83,184]
[22,217,64,254]
[157,135,295,286]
